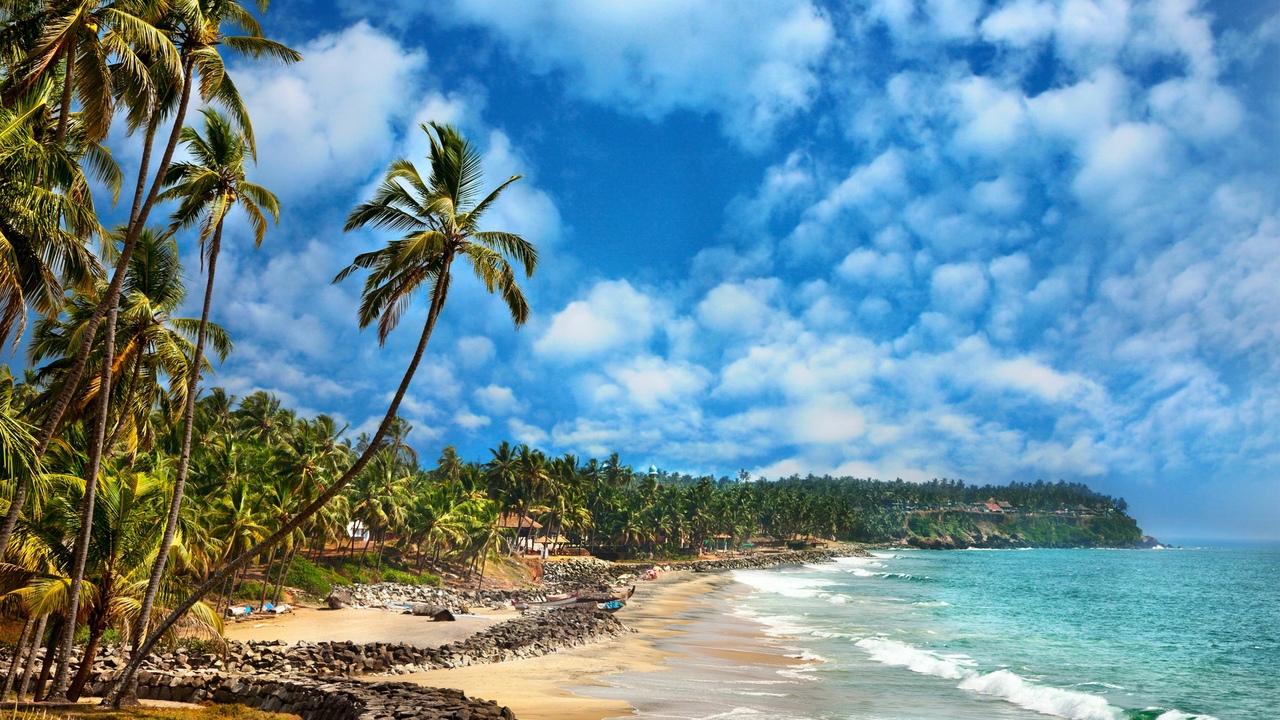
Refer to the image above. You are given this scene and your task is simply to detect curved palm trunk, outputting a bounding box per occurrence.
[47,54,200,703]
[46,296,118,702]
[127,222,222,677]
[32,616,59,701]
[272,541,298,605]
[258,545,277,607]
[0,55,197,561]
[106,269,455,707]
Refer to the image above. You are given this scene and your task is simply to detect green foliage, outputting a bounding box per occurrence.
[374,568,443,586]
[232,580,265,600]
[283,556,331,597]
[175,636,224,656]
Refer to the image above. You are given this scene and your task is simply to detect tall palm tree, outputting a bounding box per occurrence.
[25,228,231,454]
[34,16,294,697]
[124,106,276,677]
[16,0,180,141]
[107,122,539,705]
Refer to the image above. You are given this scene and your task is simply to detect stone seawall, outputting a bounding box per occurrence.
[60,605,626,681]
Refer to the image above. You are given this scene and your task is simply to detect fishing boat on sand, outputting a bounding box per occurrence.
[513,592,579,610]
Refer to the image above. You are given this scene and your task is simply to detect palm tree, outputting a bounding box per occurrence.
[127,106,277,677]
[107,122,539,704]
[24,228,231,454]
[0,94,111,352]
[16,0,180,141]
[32,16,294,696]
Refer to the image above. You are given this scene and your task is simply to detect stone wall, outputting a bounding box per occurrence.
[69,604,626,681]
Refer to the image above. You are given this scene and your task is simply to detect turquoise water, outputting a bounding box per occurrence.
[596,546,1279,719]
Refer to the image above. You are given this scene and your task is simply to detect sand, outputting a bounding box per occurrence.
[394,572,803,720]
[223,606,505,648]
[225,572,797,720]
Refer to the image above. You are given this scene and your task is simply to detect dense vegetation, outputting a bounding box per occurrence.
[0,0,1145,711]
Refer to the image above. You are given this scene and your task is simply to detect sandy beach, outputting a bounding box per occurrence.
[402,570,811,720]
[223,570,801,720]
[223,605,504,648]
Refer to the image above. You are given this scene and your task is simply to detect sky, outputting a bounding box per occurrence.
[86,0,1280,540]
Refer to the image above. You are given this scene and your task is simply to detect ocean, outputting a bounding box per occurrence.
[587,545,1279,720]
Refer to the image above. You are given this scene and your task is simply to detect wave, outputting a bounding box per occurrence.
[910,600,951,607]
[853,639,1218,720]
[854,637,973,680]
[733,569,836,599]
[959,670,1119,720]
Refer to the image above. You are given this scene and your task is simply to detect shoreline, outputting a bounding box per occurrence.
[389,569,799,720]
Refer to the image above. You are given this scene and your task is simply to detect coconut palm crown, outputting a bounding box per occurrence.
[336,122,537,344]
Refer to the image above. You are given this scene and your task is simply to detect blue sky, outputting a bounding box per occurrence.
[92,0,1280,539]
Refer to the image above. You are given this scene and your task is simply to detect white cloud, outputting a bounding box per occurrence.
[931,263,989,316]
[534,280,663,361]
[586,356,711,414]
[427,0,833,147]
[456,336,496,367]
[696,279,782,336]
[1073,122,1174,212]
[508,418,549,445]
[454,409,491,430]
[235,23,429,198]
[980,0,1057,47]
[474,384,520,415]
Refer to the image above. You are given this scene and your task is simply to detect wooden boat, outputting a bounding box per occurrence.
[517,592,579,610]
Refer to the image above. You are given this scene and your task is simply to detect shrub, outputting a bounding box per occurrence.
[283,556,331,597]
[177,636,224,655]
[233,580,265,600]
[380,568,418,585]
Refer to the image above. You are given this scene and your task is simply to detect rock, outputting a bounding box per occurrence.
[327,587,354,609]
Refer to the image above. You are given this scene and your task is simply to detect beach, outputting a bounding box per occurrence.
[222,569,808,720]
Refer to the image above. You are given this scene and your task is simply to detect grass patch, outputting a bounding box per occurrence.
[231,581,265,601]
[282,556,331,598]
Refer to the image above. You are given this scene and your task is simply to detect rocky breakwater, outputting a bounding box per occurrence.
[328,583,543,610]
[542,547,872,592]
[78,604,627,680]
[84,670,514,720]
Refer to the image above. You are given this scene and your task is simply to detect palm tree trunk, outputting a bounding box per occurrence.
[258,544,277,607]
[0,54,197,562]
[124,220,222,699]
[47,328,116,702]
[67,581,110,702]
[32,616,58,701]
[55,37,75,141]
[3,615,35,697]
[18,614,47,699]
[272,542,297,605]
[107,267,456,707]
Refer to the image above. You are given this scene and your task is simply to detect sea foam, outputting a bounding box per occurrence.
[855,638,1136,720]
[854,637,973,680]
[958,670,1119,720]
